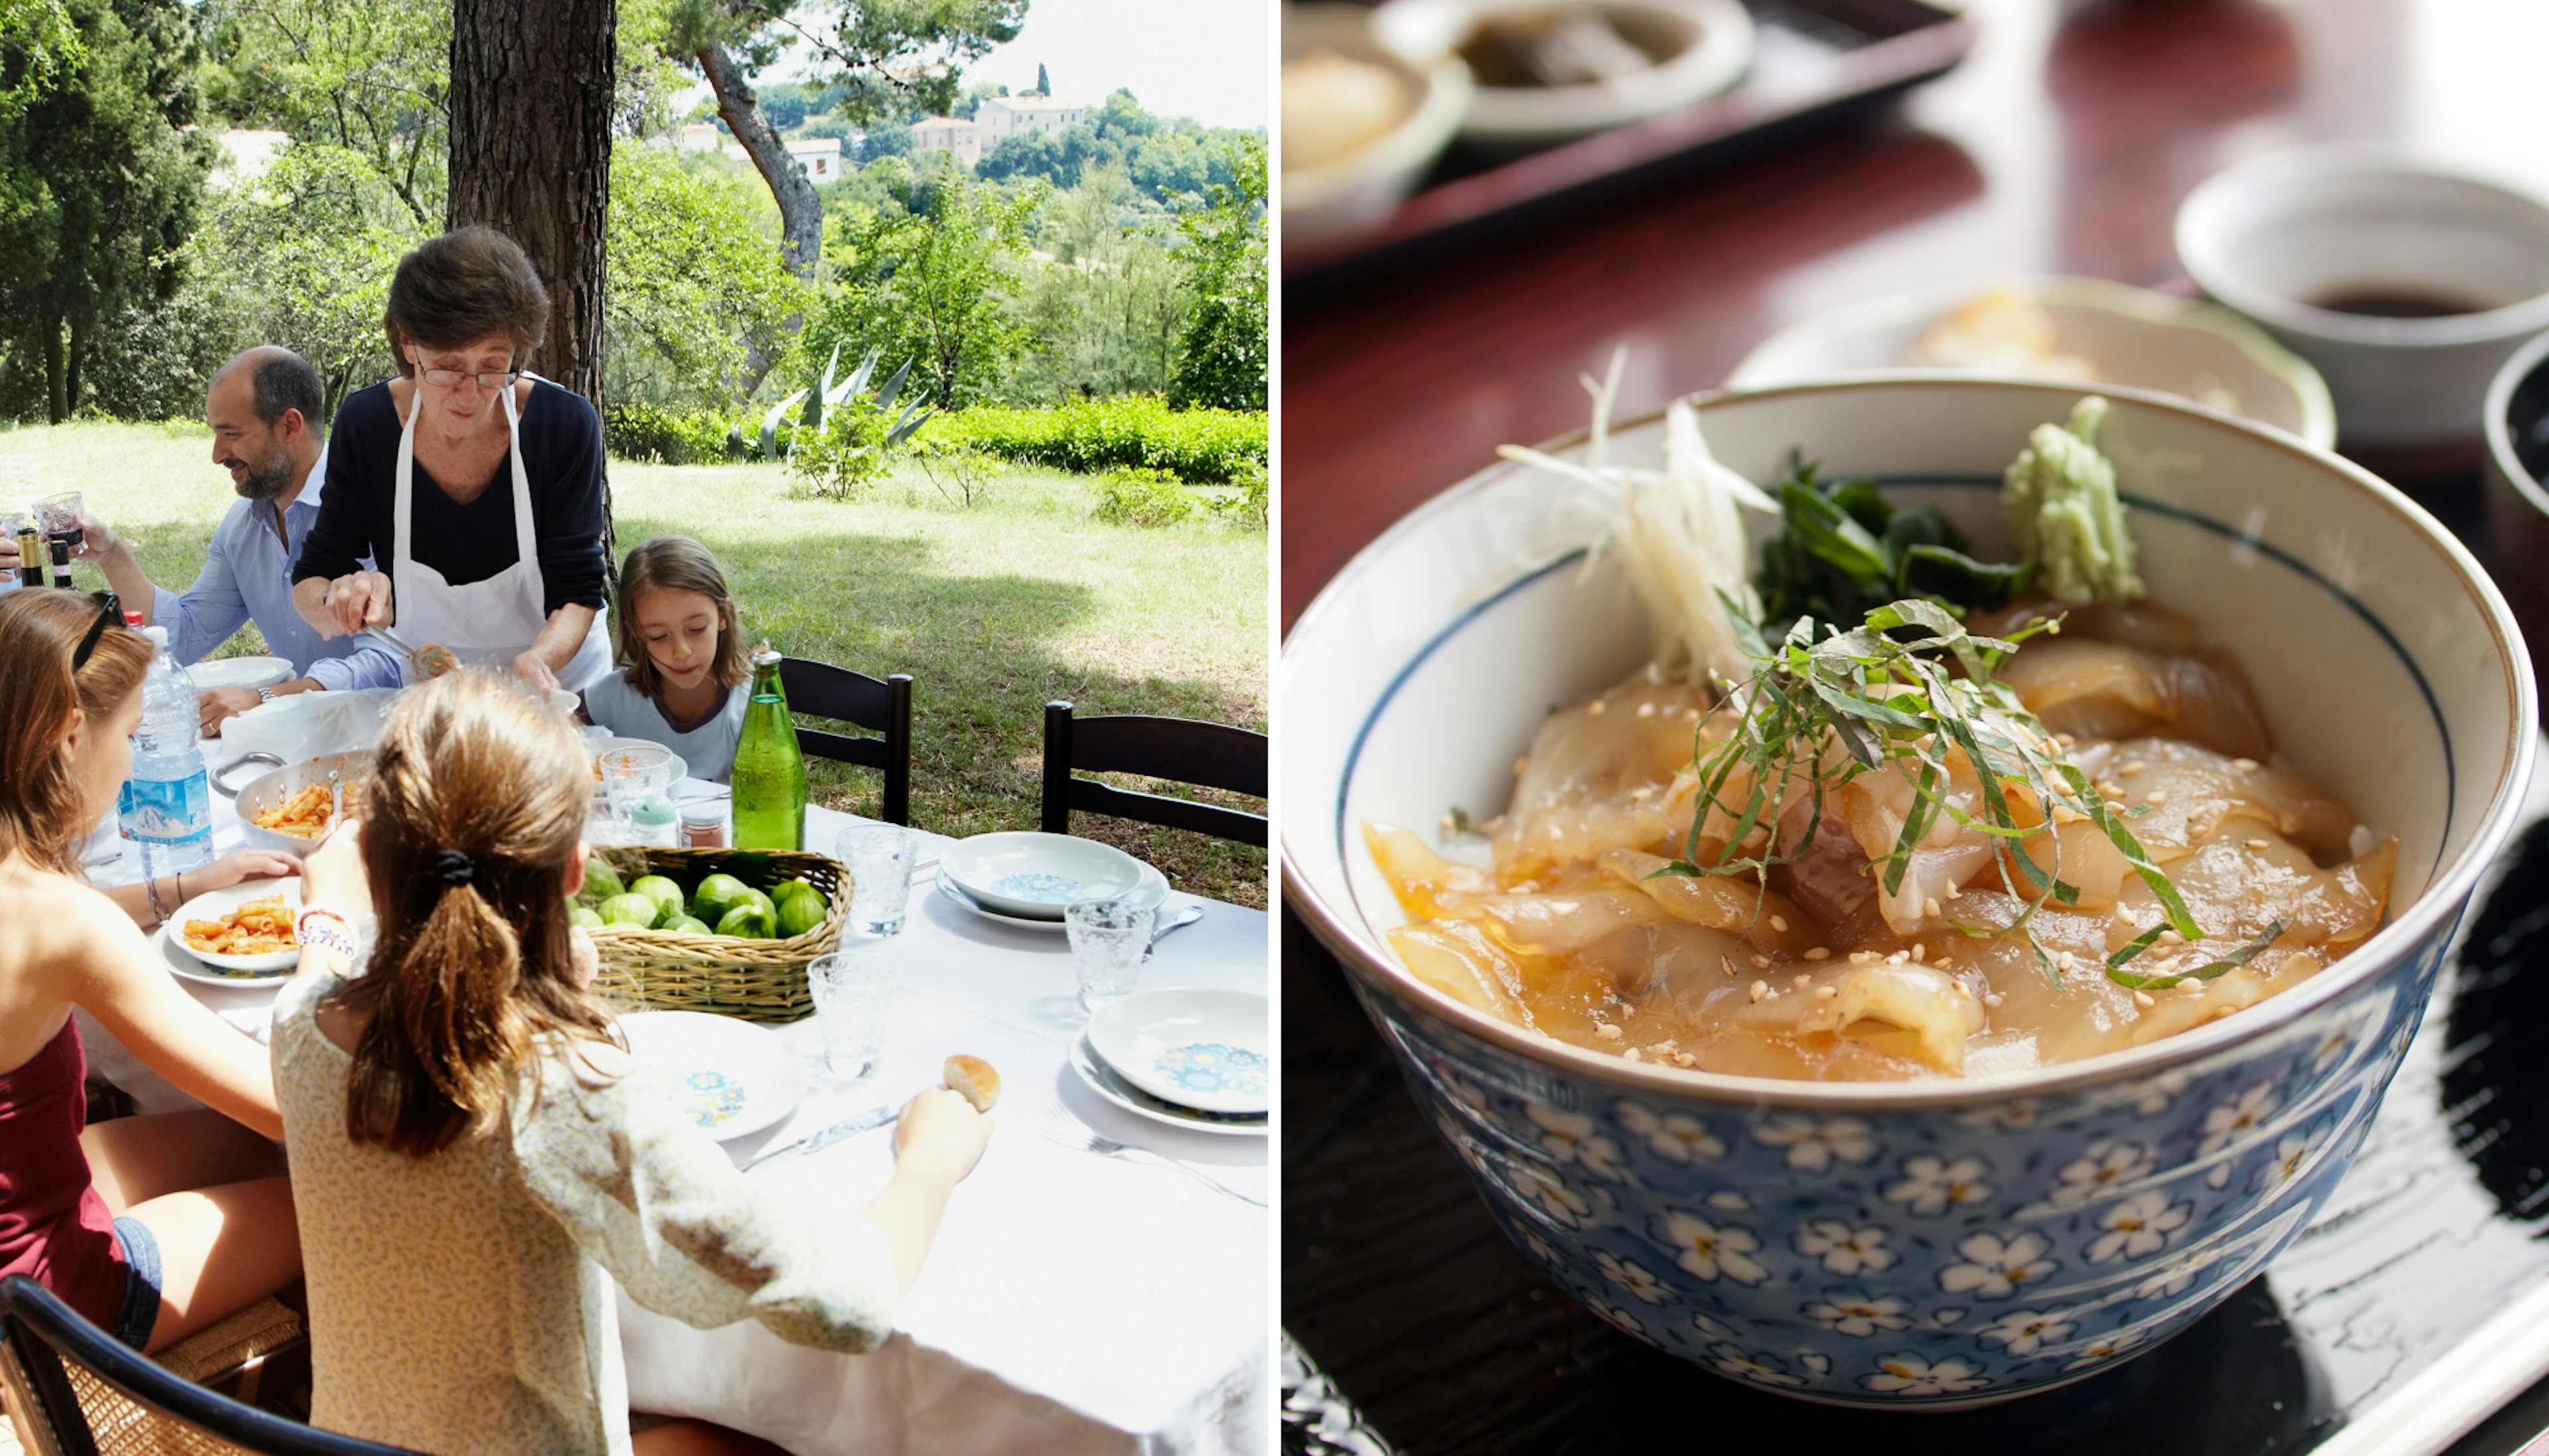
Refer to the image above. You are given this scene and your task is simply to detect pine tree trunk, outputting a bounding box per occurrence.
[697,44,822,279]
[446,0,618,573]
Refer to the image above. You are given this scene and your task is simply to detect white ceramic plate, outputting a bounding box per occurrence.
[1087,988,1271,1116]
[934,861,1170,934]
[1376,0,1756,151]
[187,656,295,694]
[940,832,1149,920]
[1069,1032,1268,1136]
[617,1010,807,1141]
[1730,277,2337,447]
[167,877,303,980]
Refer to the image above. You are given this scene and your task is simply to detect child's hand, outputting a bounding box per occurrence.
[893,1088,991,1184]
[300,817,370,914]
[193,847,304,893]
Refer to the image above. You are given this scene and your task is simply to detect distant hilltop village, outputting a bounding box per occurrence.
[654,94,1091,183]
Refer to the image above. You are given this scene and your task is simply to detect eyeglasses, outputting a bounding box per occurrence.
[419,368,521,393]
[69,591,120,671]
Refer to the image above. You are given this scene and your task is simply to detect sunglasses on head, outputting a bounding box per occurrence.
[69,591,121,672]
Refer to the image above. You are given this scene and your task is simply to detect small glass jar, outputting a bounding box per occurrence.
[631,794,678,848]
[679,801,728,849]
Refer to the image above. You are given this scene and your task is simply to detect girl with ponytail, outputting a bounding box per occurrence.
[0,588,302,1354]
[277,670,990,1456]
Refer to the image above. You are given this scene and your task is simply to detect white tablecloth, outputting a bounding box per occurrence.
[90,784,1270,1456]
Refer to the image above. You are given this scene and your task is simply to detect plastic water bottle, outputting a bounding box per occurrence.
[120,626,214,875]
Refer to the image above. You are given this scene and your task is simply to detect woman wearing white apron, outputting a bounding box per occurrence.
[290,228,611,693]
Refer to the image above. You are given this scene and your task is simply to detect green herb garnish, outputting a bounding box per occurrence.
[1660,595,2201,985]
[2106,918,2290,990]
[1755,455,2032,632]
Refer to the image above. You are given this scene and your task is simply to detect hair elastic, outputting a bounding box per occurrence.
[431,849,475,886]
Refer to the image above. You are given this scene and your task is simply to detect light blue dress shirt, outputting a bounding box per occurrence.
[145,446,402,691]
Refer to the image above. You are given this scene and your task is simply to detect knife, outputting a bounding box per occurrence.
[743,1104,900,1171]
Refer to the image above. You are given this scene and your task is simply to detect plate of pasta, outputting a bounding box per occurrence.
[169,877,303,980]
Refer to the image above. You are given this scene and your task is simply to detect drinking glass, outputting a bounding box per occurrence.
[35,492,82,549]
[598,744,683,834]
[835,824,917,937]
[806,952,893,1080]
[1066,897,1155,1012]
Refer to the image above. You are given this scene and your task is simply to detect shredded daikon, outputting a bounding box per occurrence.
[1496,349,1776,684]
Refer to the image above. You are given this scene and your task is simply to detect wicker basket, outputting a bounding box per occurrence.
[586,847,847,1023]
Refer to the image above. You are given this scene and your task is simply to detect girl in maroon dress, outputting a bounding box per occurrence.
[0,589,301,1350]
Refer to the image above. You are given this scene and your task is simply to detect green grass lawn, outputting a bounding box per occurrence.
[0,421,1269,907]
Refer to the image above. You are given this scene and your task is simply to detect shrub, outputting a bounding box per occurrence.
[603,403,745,465]
[1093,465,1195,528]
[917,396,1265,482]
[1201,459,1268,530]
[786,400,897,499]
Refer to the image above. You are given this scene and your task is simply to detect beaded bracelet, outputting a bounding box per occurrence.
[294,905,360,962]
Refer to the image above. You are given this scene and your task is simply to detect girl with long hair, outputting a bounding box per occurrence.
[0,588,302,1352]
[279,670,988,1454]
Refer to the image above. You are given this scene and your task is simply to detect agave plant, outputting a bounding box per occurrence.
[757,342,931,461]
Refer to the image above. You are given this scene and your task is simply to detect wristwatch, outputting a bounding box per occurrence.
[256,685,276,704]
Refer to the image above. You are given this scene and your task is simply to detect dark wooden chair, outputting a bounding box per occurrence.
[0,1274,421,1456]
[1038,700,1267,847]
[778,658,913,827]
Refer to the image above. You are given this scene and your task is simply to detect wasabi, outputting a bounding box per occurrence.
[2003,396,2144,603]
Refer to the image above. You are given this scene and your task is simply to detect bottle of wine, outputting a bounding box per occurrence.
[730,642,806,851]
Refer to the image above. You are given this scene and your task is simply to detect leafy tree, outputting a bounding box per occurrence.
[976,89,1247,196]
[857,122,913,165]
[0,0,211,421]
[1006,163,1186,402]
[0,0,82,117]
[1168,135,1265,412]
[199,0,451,227]
[817,161,1038,408]
[605,141,807,406]
[1033,61,1046,95]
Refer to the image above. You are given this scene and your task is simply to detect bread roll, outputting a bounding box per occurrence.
[943,1055,1000,1111]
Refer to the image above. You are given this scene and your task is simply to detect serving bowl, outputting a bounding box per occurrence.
[1279,375,2535,1406]
[1373,0,1754,151]
[1283,3,1474,245]
[2483,327,2549,699]
[212,749,374,855]
[1729,276,2335,447]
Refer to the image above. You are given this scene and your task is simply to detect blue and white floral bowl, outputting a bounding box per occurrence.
[1280,376,2537,1406]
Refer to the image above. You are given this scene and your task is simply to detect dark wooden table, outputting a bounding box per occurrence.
[1281,1,2549,1450]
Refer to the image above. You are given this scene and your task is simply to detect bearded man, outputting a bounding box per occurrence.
[5,346,400,733]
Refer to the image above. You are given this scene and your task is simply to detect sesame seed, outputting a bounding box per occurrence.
[2055,733,2078,748]
[2121,760,2147,776]
[1750,980,1770,1002]
[1751,954,1770,969]
[1625,1047,1643,1061]
[1850,951,1877,964]
[1793,974,1812,989]
[2053,806,2084,824]
[1924,897,1942,918]
[2132,990,2156,1009]
[2233,757,2260,772]
[2145,789,2170,807]
[1721,956,1739,977]
[2159,929,2183,944]
[1945,881,1961,899]
[1912,942,1929,962]
[1953,980,1972,998]
[1675,1052,1698,1067]
[1770,914,1789,932]
[1887,950,1910,966]
[2247,838,2271,851]
[1637,702,1656,719]
[1983,992,2005,1007]
[1815,985,1837,1001]
[1596,1023,1624,1041]
[2057,951,2077,972]
[1805,947,1831,960]
[1587,699,1607,717]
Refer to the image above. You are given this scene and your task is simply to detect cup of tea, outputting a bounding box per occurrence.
[2175,145,2549,448]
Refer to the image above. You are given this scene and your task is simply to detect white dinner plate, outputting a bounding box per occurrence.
[935,861,1170,934]
[167,877,303,980]
[187,656,295,694]
[617,1011,807,1141]
[1069,1031,1267,1136]
[1086,988,1271,1116]
[939,832,1148,919]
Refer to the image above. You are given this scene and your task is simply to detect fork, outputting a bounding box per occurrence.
[1039,1108,1266,1207]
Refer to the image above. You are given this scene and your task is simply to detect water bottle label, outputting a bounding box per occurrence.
[119,772,212,847]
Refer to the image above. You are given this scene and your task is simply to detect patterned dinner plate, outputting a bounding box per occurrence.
[1086,988,1271,1116]
[617,1010,807,1141]
[1068,1031,1267,1136]
[939,832,1149,919]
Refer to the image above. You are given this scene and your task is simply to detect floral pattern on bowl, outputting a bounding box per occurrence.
[1154,1043,1270,1098]
[1367,928,2434,1407]
[989,872,1088,904]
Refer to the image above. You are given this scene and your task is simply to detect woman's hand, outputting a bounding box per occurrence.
[510,650,563,694]
[892,1089,992,1184]
[321,570,393,638]
[190,847,303,893]
[299,816,370,913]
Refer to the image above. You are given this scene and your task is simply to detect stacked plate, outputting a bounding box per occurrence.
[935,832,1168,932]
[1072,989,1269,1136]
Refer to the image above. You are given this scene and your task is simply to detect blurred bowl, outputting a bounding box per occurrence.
[1374,0,1753,151]
[2481,327,2549,704]
[2177,145,2549,447]
[1284,3,1473,244]
[1280,375,2534,1405]
[1731,277,2335,448]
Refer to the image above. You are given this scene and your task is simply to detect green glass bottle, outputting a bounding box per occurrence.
[730,642,806,851]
